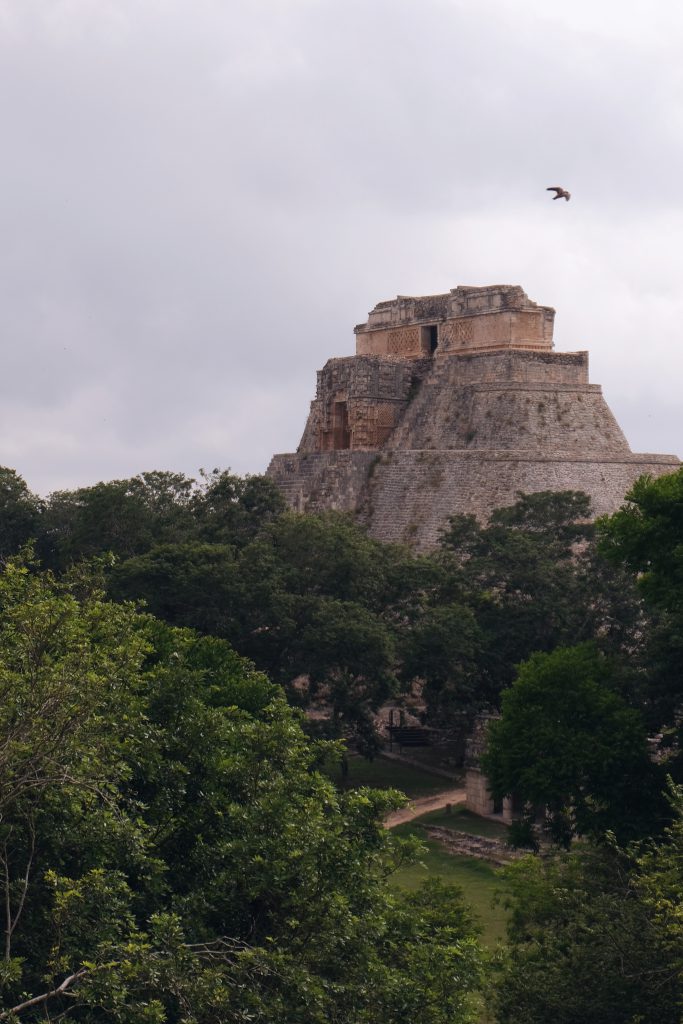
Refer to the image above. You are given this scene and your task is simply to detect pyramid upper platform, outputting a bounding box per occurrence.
[354,285,555,357]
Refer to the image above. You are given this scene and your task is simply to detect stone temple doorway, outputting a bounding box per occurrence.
[422,324,439,354]
[333,400,351,449]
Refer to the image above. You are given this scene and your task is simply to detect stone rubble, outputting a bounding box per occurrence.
[423,825,525,865]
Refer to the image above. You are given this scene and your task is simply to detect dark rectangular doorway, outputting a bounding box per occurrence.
[333,400,351,449]
[422,324,439,354]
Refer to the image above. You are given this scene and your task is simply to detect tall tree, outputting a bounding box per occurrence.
[0,467,42,558]
[482,644,667,845]
[599,467,683,613]
[191,469,286,547]
[400,602,482,725]
[599,467,683,765]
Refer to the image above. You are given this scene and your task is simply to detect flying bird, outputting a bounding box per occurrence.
[547,186,571,201]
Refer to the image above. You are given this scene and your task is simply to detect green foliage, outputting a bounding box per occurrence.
[487,488,593,541]
[491,789,683,1023]
[599,467,683,613]
[0,558,483,1023]
[38,470,285,573]
[39,471,197,567]
[293,596,396,748]
[111,513,411,748]
[28,478,646,750]
[3,460,683,1016]
[191,468,286,547]
[400,602,482,721]
[0,556,149,816]
[110,542,242,636]
[482,644,666,844]
[440,491,643,705]
[599,468,683,762]
[0,468,42,558]
[260,511,389,605]
[366,880,484,1024]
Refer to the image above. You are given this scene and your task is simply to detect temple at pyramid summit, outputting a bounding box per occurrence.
[266,285,680,550]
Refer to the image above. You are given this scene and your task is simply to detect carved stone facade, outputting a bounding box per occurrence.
[267,285,680,549]
[355,285,555,358]
[297,356,430,453]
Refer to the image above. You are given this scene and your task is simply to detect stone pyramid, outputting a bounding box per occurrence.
[267,285,679,550]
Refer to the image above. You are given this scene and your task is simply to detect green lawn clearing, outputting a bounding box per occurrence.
[328,754,456,798]
[390,817,510,948]
[328,757,510,947]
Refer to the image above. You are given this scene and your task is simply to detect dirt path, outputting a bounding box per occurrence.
[384,787,466,828]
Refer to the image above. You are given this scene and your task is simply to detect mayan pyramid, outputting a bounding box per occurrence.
[267,285,679,549]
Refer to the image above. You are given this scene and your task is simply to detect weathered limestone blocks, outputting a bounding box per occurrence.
[267,448,678,550]
[386,350,628,455]
[423,827,521,864]
[463,768,499,819]
[366,450,678,549]
[266,451,378,514]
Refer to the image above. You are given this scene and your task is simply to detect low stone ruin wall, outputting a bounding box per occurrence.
[423,826,525,865]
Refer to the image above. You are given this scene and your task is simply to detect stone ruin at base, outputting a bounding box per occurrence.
[267,285,680,549]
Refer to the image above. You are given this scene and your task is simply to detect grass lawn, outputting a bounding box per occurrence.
[327,756,510,947]
[390,817,510,948]
[327,754,456,798]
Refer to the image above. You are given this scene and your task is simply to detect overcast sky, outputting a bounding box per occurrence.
[1,0,681,495]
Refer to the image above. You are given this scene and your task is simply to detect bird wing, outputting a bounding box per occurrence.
[546,186,564,195]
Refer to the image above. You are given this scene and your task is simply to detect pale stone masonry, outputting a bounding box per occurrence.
[267,285,680,550]
[464,714,515,823]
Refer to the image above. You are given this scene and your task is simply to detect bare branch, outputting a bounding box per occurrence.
[0,967,87,1018]
[7,818,36,953]
[1,841,10,962]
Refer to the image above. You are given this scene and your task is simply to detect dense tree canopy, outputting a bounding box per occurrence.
[599,466,683,765]
[0,467,42,558]
[0,469,650,750]
[0,557,483,1022]
[0,460,682,1019]
[440,491,644,701]
[38,471,197,567]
